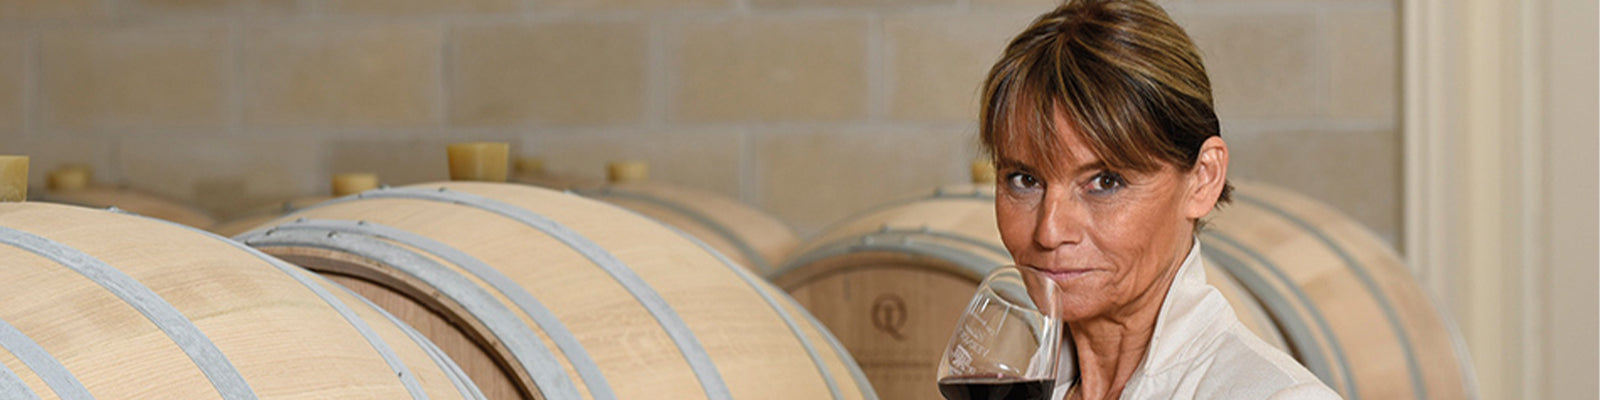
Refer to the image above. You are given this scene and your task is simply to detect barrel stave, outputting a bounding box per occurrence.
[246,182,866,400]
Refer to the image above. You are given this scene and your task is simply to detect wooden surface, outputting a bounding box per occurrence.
[331,173,379,197]
[1202,181,1474,400]
[511,171,599,191]
[771,184,1289,400]
[324,271,528,400]
[605,161,649,184]
[582,182,801,274]
[0,156,24,202]
[0,202,469,399]
[250,181,872,400]
[37,185,216,229]
[208,196,332,237]
[447,143,509,182]
[45,166,89,191]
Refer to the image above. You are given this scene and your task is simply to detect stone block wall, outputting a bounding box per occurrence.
[0,0,1399,245]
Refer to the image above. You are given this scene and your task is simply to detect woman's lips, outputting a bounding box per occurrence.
[1022,265,1095,281]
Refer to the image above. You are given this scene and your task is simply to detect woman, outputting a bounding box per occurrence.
[980,1,1342,399]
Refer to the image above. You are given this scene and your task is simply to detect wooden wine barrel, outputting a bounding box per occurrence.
[509,157,597,190]
[35,167,215,229]
[235,182,876,400]
[577,182,800,274]
[0,202,481,399]
[768,184,1287,400]
[1199,181,1476,400]
[36,186,216,229]
[210,196,332,237]
[211,173,383,237]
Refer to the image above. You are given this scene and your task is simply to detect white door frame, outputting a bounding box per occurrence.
[1401,0,1588,398]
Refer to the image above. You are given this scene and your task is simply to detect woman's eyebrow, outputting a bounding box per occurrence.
[1069,160,1108,177]
[995,158,1031,171]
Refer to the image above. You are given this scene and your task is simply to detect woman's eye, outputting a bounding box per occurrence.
[1005,172,1040,191]
[1088,172,1124,193]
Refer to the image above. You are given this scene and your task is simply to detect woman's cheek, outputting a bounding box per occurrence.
[995,198,1036,256]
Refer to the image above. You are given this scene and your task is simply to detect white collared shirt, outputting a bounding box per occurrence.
[1051,240,1342,399]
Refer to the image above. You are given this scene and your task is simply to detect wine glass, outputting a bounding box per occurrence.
[936,266,1062,400]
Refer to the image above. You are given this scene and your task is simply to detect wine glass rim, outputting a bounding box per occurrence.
[978,266,1052,315]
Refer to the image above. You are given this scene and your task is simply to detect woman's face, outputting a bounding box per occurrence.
[995,113,1199,323]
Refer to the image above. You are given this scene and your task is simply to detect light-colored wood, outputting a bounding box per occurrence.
[331,173,379,197]
[45,165,91,192]
[38,185,216,229]
[605,161,649,184]
[0,156,25,202]
[512,172,598,191]
[208,196,332,237]
[0,202,471,399]
[782,254,980,400]
[770,184,1289,400]
[447,142,510,182]
[250,182,873,400]
[323,269,528,400]
[1204,181,1474,400]
[969,160,995,184]
[510,158,598,190]
[211,171,372,238]
[581,182,800,274]
[514,157,545,177]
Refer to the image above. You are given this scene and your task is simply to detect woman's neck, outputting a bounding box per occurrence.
[1065,264,1183,400]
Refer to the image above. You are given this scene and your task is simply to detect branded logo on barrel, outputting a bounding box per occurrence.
[871,294,908,341]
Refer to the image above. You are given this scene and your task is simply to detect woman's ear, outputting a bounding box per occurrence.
[1184,136,1229,220]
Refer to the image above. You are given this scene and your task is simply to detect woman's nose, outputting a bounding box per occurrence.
[1033,188,1084,249]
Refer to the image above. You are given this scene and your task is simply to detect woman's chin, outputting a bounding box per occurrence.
[1047,296,1115,323]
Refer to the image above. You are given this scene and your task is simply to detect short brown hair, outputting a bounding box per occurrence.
[979,0,1231,204]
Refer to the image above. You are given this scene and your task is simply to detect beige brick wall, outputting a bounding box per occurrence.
[0,34,21,136]
[0,0,1402,247]
[40,27,229,130]
[452,22,648,126]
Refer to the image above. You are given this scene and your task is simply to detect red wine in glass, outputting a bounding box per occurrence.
[936,268,1061,400]
[937,375,1055,400]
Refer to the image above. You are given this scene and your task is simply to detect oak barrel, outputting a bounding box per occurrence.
[34,165,216,229]
[768,184,1286,400]
[578,182,801,274]
[236,182,876,400]
[0,202,480,399]
[211,173,381,237]
[36,186,215,229]
[210,196,331,237]
[1200,181,1477,400]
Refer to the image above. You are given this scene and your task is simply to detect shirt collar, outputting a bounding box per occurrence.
[1136,237,1221,376]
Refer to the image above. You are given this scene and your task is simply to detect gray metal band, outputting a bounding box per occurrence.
[805,187,991,244]
[252,219,614,400]
[157,231,431,399]
[634,218,848,399]
[1201,232,1358,398]
[773,229,1006,282]
[1235,193,1429,399]
[321,275,489,400]
[391,308,490,400]
[142,214,438,400]
[0,317,86,400]
[333,187,732,400]
[244,229,582,400]
[854,227,1010,259]
[581,187,776,273]
[0,226,258,400]
[779,289,880,400]
[0,355,39,400]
